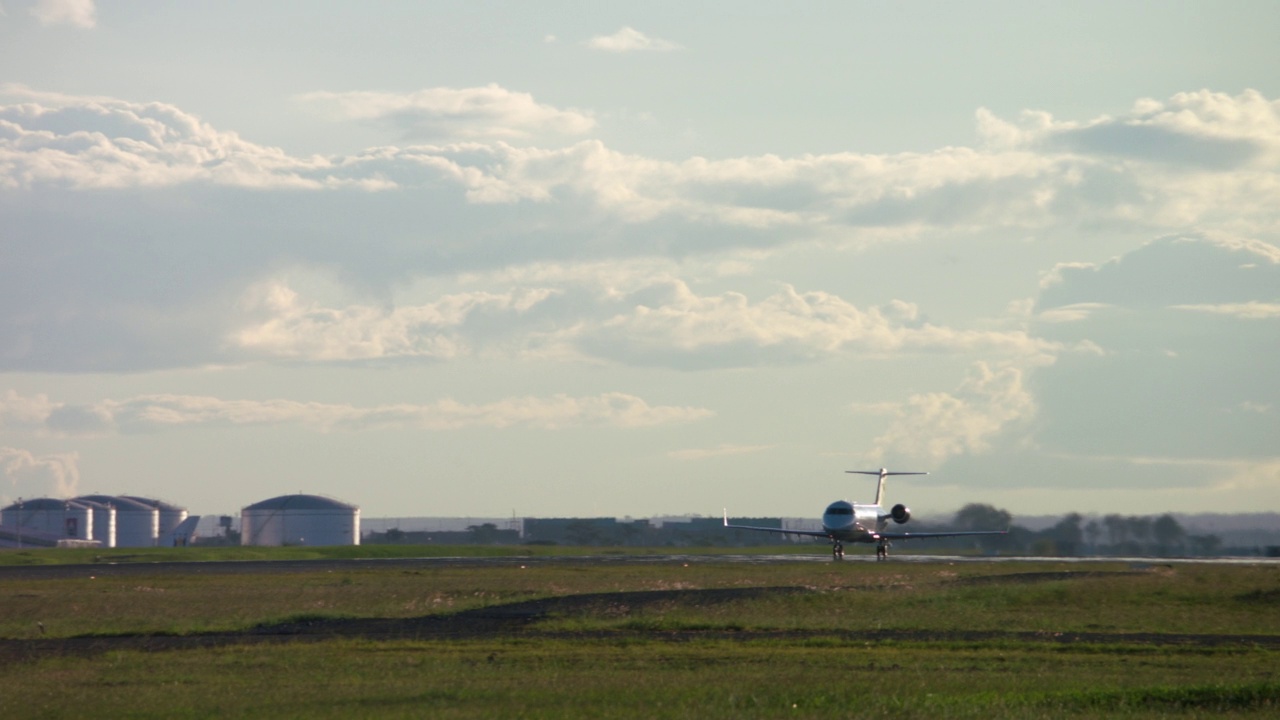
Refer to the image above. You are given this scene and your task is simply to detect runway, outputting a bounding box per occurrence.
[1,551,1276,581]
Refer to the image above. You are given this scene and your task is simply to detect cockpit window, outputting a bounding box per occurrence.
[825,506,853,516]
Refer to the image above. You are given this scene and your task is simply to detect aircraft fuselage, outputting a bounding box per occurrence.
[820,500,889,542]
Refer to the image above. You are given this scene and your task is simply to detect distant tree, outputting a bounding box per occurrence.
[1046,513,1084,556]
[1187,534,1222,556]
[1128,516,1153,549]
[953,504,1012,531]
[1083,519,1101,554]
[1152,515,1186,555]
[1102,514,1128,548]
[952,504,1012,553]
[467,523,500,544]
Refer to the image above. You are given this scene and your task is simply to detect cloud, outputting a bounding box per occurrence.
[0,389,59,430]
[2,87,1277,373]
[296,85,596,141]
[864,363,1037,466]
[2,389,713,434]
[585,27,679,53]
[1029,234,1280,459]
[579,280,1063,369]
[1038,233,1280,312]
[979,89,1280,169]
[232,281,560,361]
[0,85,370,190]
[30,0,95,28]
[1171,302,1280,319]
[227,276,1066,370]
[0,447,81,498]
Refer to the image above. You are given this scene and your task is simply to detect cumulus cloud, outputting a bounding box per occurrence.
[4,86,1274,228]
[580,280,1063,368]
[2,87,1278,373]
[1029,234,1280,459]
[296,85,596,141]
[30,0,95,28]
[585,27,680,53]
[0,389,59,430]
[227,277,1066,370]
[0,85,375,190]
[1037,233,1280,315]
[979,89,1280,168]
[864,363,1036,466]
[2,389,712,434]
[233,281,560,361]
[0,447,81,498]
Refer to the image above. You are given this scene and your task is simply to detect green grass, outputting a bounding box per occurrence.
[2,639,1276,719]
[4,561,1278,639]
[1,558,1277,717]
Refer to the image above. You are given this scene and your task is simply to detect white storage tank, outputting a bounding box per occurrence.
[240,494,360,547]
[124,496,188,541]
[1,498,95,541]
[76,495,159,547]
[75,498,117,548]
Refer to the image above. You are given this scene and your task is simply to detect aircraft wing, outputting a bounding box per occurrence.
[723,511,830,538]
[875,530,1007,540]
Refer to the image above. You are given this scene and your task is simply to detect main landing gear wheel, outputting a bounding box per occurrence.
[832,541,845,560]
[875,539,889,561]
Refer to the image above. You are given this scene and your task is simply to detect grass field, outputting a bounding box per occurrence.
[1,547,1276,718]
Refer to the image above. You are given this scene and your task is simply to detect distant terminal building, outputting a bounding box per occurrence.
[241,494,360,547]
[76,495,160,548]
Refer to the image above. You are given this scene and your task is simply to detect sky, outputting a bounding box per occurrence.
[1,1,1278,521]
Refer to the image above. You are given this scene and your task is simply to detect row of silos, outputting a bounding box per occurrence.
[0,495,187,548]
[2,493,359,548]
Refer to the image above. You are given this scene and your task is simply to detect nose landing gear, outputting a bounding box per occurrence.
[832,541,845,560]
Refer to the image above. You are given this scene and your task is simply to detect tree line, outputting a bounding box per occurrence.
[949,504,1223,557]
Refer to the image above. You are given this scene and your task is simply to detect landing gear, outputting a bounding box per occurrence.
[832,541,845,560]
[875,539,890,561]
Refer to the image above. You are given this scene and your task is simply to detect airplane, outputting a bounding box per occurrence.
[723,468,1007,560]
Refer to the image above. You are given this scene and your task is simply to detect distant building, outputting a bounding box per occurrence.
[241,494,360,547]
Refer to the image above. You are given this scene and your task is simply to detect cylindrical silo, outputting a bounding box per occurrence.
[123,496,188,543]
[75,498,117,548]
[0,498,94,541]
[240,494,360,547]
[76,495,159,547]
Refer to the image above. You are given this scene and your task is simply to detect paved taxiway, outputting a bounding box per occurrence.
[1,552,1275,581]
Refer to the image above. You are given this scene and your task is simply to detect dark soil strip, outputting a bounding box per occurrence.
[949,571,1148,586]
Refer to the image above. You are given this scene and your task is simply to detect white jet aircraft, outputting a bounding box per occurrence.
[723,468,1007,560]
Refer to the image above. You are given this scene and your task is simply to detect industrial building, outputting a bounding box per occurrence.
[240,494,360,547]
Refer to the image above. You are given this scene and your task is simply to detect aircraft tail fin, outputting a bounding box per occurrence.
[845,468,928,505]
